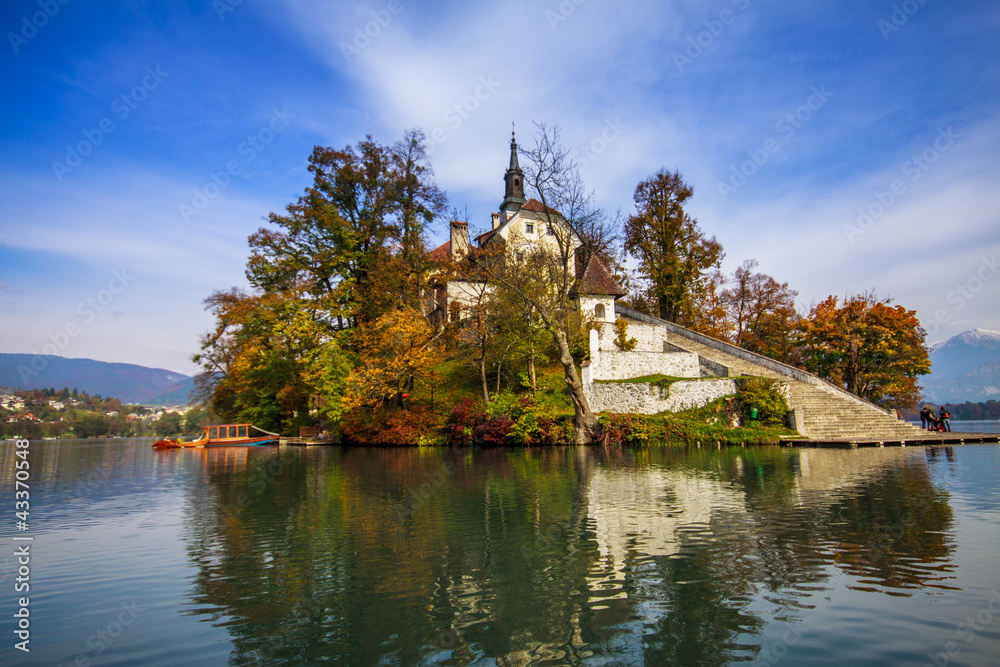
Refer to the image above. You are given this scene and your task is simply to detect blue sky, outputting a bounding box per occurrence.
[1,0,998,375]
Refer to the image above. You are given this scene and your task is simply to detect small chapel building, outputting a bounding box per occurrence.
[424,132,626,325]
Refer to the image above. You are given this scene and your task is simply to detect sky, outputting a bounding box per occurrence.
[1,0,998,376]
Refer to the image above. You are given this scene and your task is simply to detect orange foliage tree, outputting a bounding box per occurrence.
[798,293,930,409]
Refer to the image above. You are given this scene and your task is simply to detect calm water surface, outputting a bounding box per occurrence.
[907,420,1000,433]
[2,439,999,666]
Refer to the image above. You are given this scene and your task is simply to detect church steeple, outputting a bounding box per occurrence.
[501,128,527,213]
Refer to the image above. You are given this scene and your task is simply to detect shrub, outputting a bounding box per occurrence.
[735,378,789,426]
[341,407,444,445]
[598,413,650,446]
[613,318,638,352]
[446,392,570,446]
[445,397,487,446]
[508,403,565,445]
[473,415,514,446]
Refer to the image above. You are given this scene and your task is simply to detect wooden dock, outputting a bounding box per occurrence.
[779,432,1000,448]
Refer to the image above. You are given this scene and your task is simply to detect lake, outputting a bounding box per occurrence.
[2,439,999,666]
[908,420,1000,434]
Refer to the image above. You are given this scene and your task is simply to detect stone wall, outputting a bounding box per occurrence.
[587,327,700,382]
[586,378,737,415]
[593,319,668,353]
[589,349,701,382]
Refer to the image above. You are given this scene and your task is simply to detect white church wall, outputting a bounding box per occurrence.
[447,281,491,315]
[579,296,616,323]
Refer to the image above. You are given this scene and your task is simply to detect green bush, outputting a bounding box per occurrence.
[735,378,789,426]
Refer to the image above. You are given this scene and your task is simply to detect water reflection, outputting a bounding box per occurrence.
[179,446,956,666]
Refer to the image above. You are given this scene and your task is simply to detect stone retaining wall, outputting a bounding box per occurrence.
[587,328,701,382]
[587,378,737,415]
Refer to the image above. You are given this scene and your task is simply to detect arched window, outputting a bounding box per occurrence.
[595,303,606,319]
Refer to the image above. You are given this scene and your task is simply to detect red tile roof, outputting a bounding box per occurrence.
[574,256,627,297]
[521,198,561,215]
[476,229,498,244]
[427,240,450,262]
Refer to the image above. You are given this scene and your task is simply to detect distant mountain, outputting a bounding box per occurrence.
[922,329,1000,403]
[0,353,194,405]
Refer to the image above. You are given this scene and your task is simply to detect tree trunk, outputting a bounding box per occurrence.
[528,353,537,393]
[553,328,598,444]
[479,354,489,408]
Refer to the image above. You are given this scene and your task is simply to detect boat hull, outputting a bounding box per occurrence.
[152,423,280,449]
[204,436,279,447]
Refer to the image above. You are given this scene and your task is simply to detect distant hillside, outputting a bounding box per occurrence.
[922,329,1000,403]
[0,353,194,405]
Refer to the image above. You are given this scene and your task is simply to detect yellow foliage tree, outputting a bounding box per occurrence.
[345,307,440,410]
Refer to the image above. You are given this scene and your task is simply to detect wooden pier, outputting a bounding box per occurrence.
[779,432,1000,448]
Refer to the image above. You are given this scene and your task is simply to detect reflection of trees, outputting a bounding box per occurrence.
[180,445,955,666]
[183,447,607,665]
[822,463,955,593]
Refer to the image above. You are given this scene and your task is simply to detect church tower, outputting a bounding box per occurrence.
[500,130,527,213]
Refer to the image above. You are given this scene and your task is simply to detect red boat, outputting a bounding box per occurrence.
[153,423,279,449]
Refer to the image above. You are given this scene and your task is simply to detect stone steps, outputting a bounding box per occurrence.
[658,328,924,440]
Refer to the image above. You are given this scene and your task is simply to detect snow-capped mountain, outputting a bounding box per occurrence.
[922,329,1000,403]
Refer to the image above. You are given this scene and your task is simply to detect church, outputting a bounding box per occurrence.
[424,132,626,326]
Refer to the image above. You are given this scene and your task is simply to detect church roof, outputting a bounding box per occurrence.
[520,198,561,215]
[573,256,627,297]
[427,240,450,263]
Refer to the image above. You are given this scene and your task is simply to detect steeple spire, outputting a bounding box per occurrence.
[508,127,520,171]
[501,126,526,213]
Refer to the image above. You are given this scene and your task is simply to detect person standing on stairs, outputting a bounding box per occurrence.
[920,406,932,430]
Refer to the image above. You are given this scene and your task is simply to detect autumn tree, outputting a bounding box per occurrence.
[246,130,445,327]
[798,293,930,409]
[721,259,801,364]
[345,307,440,410]
[624,169,724,325]
[192,287,350,433]
[685,269,732,341]
[195,131,447,430]
[489,281,553,395]
[455,276,495,407]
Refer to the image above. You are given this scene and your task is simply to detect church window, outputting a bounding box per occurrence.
[595,303,606,319]
[525,224,534,234]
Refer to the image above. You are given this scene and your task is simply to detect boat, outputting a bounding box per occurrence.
[152,423,279,449]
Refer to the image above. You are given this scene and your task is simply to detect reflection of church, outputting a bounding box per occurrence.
[424,132,626,327]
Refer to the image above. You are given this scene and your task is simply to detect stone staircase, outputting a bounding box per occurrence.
[616,305,926,441]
